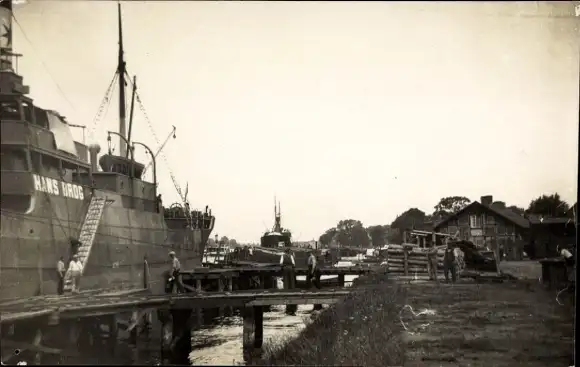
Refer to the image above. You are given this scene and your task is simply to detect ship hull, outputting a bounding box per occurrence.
[245,246,311,267]
[0,189,212,300]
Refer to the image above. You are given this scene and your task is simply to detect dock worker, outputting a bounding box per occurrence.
[57,256,66,295]
[68,254,83,294]
[426,245,439,282]
[169,251,185,293]
[280,248,297,315]
[557,245,576,290]
[443,239,457,283]
[307,250,321,289]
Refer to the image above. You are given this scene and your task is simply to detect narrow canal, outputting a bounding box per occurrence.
[40,275,358,365]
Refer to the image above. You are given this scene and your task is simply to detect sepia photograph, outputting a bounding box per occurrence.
[0,0,578,365]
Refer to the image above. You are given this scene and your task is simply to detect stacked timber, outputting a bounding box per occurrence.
[386,243,446,275]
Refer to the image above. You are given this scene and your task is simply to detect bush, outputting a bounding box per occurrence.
[252,273,406,366]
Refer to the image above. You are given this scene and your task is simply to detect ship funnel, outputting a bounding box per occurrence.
[88,144,101,172]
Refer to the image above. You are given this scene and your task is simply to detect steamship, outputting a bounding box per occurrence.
[0,1,214,300]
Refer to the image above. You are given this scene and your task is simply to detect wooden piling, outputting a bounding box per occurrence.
[169,309,193,365]
[107,315,118,353]
[129,310,139,345]
[242,306,264,350]
[33,328,42,365]
[218,278,225,317]
[338,274,345,287]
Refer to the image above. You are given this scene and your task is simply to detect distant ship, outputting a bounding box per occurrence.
[0,1,214,300]
[241,200,312,266]
[260,200,292,248]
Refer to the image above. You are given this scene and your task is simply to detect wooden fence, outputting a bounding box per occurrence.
[386,243,462,275]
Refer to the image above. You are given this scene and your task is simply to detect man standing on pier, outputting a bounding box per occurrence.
[427,245,438,282]
[68,254,83,294]
[57,256,66,295]
[443,239,457,283]
[280,248,297,315]
[307,250,321,289]
[169,251,185,293]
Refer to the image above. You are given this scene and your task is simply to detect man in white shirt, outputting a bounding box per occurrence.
[169,251,185,293]
[68,254,83,294]
[557,245,576,285]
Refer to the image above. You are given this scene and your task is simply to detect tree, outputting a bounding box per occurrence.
[434,196,471,216]
[507,205,525,216]
[367,225,389,248]
[526,193,569,217]
[390,208,427,243]
[220,236,229,244]
[228,238,238,246]
[335,219,370,248]
[319,228,337,247]
[390,208,426,230]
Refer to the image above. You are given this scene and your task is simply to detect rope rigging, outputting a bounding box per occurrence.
[88,71,119,145]
[125,74,186,202]
[124,71,195,228]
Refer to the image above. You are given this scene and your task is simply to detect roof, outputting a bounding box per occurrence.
[528,216,576,225]
[433,201,530,230]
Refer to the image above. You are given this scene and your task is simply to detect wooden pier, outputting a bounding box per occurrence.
[0,262,376,365]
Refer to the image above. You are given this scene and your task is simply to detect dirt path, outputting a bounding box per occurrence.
[399,280,574,367]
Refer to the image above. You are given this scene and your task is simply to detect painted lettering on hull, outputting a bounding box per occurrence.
[32,174,85,200]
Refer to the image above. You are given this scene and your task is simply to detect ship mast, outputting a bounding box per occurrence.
[117,2,127,158]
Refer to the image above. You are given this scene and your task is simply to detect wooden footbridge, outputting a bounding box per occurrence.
[0,288,350,324]
[0,264,376,365]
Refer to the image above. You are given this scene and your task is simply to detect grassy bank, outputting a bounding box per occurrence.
[252,273,406,367]
[253,268,574,367]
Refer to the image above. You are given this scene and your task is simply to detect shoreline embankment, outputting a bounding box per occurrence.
[252,263,575,367]
[252,272,406,366]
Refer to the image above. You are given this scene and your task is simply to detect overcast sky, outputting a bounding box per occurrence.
[10,1,579,242]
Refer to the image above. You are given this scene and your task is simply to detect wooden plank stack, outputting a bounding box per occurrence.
[386,243,446,275]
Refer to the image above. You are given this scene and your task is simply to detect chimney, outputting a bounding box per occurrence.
[481,195,493,206]
[88,144,101,173]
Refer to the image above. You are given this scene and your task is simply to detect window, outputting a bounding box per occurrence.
[486,215,495,225]
[1,100,22,121]
[34,107,49,129]
[22,101,34,123]
[469,215,482,228]
[0,148,28,171]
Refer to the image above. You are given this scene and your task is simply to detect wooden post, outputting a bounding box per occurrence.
[195,279,202,292]
[170,309,193,365]
[403,246,409,276]
[338,274,345,287]
[242,306,264,351]
[226,276,234,316]
[108,315,118,353]
[254,306,263,348]
[218,277,225,317]
[130,310,139,345]
[69,319,80,345]
[33,328,42,365]
[143,257,150,289]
